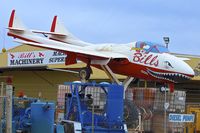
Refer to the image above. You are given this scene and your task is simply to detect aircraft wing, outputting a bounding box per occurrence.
[14,40,129,61]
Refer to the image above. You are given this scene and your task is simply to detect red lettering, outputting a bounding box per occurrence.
[140,54,147,63]
[133,51,159,67]
[150,55,159,67]
[154,60,159,67]
[144,54,153,64]
[133,53,142,62]
[18,52,35,58]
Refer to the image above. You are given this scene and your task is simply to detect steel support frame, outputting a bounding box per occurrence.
[101,65,134,93]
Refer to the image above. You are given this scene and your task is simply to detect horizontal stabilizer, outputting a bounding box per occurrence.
[7,27,24,33]
[31,30,66,37]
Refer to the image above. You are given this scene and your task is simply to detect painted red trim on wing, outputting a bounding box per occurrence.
[9,10,15,27]
[51,16,57,32]
[7,32,39,43]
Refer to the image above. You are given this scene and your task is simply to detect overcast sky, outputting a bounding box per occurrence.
[0,0,200,55]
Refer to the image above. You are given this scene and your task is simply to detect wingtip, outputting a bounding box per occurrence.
[50,15,58,32]
[8,9,16,27]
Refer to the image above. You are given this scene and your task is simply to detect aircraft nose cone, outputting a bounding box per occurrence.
[176,62,194,82]
[166,54,194,82]
[174,55,195,79]
[172,64,194,82]
[185,64,195,78]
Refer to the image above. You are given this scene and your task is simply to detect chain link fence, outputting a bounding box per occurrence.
[127,87,187,133]
[56,85,189,132]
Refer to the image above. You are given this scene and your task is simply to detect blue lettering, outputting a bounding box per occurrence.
[183,116,194,122]
[169,114,182,122]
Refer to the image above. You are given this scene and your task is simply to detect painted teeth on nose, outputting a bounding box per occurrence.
[186,75,190,79]
[148,68,192,82]
[183,75,187,78]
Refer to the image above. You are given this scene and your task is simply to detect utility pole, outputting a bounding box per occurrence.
[164,87,167,133]
[163,37,170,133]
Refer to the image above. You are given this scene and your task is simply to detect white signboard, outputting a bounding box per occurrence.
[8,50,67,66]
[169,113,195,123]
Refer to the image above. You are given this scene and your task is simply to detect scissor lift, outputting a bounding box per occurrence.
[61,82,128,133]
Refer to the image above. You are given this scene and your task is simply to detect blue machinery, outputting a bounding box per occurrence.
[0,82,128,133]
[0,98,55,133]
[63,82,128,133]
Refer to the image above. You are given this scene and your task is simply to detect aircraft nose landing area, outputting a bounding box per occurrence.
[147,69,193,82]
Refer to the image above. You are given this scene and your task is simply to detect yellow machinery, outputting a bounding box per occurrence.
[185,105,200,133]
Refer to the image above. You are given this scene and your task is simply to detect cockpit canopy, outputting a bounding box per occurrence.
[135,41,169,53]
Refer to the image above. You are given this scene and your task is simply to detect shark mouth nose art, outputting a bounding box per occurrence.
[147,69,191,82]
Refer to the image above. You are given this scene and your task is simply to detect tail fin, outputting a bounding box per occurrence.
[7,10,34,41]
[8,10,27,31]
[50,16,76,39]
[49,16,90,46]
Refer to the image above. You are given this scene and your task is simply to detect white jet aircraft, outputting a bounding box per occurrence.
[7,10,194,92]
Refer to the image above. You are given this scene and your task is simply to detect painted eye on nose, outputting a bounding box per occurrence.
[164,61,173,68]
